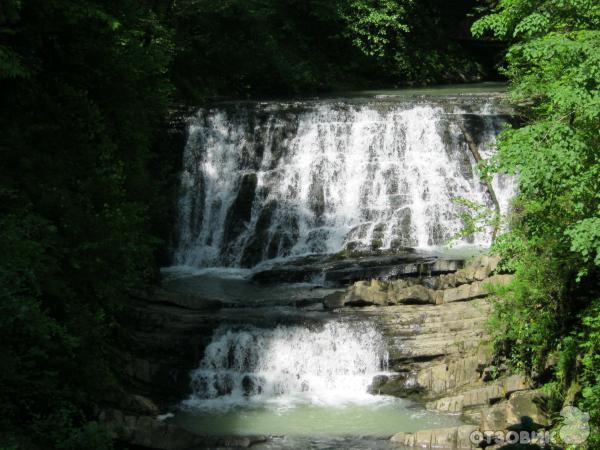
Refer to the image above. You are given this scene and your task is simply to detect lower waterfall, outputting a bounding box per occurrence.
[183,321,389,410]
[175,320,463,439]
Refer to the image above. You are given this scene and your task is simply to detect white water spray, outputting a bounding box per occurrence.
[184,322,389,410]
[175,98,515,267]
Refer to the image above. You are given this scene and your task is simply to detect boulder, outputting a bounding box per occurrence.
[503,374,530,396]
[480,390,551,432]
[426,384,504,413]
[391,284,434,304]
[367,375,389,394]
[442,274,513,303]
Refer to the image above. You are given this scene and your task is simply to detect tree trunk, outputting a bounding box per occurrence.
[458,122,501,242]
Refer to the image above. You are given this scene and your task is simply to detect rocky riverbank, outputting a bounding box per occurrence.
[328,255,552,449]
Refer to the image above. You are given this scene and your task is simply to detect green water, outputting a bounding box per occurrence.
[171,399,462,438]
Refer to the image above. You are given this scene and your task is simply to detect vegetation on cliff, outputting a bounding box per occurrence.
[473,0,599,445]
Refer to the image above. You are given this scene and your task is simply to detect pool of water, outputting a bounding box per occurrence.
[170,398,462,438]
[166,316,464,444]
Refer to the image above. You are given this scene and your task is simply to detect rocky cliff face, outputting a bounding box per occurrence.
[328,255,552,449]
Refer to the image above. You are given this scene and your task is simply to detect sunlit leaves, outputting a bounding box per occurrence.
[472,0,600,440]
[339,0,411,58]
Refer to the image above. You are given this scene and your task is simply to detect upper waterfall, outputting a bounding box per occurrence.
[174,93,515,268]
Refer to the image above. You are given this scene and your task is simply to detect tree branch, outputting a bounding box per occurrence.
[457,121,501,242]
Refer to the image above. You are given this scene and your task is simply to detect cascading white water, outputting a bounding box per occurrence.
[183,322,389,410]
[175,97,515,268]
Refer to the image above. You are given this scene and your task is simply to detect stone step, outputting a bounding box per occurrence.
[390,425,479,449]
[325,256,511,308]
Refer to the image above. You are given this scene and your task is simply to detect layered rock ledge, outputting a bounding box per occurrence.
[326,255,550,449]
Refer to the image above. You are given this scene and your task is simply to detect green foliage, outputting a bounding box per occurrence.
[339,0,486,83]
[0,0,173,447]
[449,197,500,245]
[473,0,600,444]
[169,0,490,100]
[339,0,411,58]
[579,300,600,445]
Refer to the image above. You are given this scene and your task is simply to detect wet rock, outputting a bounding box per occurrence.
[308,175,326,223]
[240,200,276,267]
[371,223,387,250]
[368,375,389,394]
[251,253,463,286]
[130,289,222,311]
[377,373,423,397]
[121,296,217,405]
[242,375,255,396]
[222,173,258,246]
[323,291,346,309]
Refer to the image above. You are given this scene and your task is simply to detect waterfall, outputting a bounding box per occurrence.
[175,97,515,268]
[183,322,389,410]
